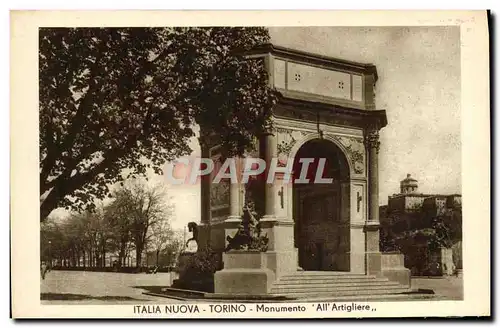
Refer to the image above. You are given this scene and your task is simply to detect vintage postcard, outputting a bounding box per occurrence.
[10,10,490,318]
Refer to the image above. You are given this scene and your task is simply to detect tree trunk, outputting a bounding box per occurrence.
[40,195,59,222]
[135,245,143,271]
[156,249,160,267]
[95,250,100,268]
[101,243,106,268]
[118,247,125,269]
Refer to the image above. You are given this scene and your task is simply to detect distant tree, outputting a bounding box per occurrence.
[40,219,64,264]
[39,27,277,221]
[59,214,86,267]
[147,210,175,267]
[161,235,184,267]
[105,194,133,268]
[110,179,170,269]
[432,207,462,248]
[381,207,462,253]
[65,207,110,268]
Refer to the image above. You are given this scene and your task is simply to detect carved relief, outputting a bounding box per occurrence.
[275,128,312,167]
[299,130,310,138]
[276,128,309,154]
[210,179,230,208]
[210,155,230,209]
[244,137,260,158]
[276,128,297,157]
[364,129,380,153]
[332,135,365,174]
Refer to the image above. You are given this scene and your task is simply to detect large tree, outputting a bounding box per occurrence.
[39,27,277,221]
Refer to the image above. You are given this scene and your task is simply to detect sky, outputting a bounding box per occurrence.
[267,26,462,200]
[49,27,462,232]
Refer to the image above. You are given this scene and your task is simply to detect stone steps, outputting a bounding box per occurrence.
[273,280,402,288]
[271,271,412,298]
[284,292,436,302]
[291,271,367,275]
[271,286,410,295]
[277,277,392,284]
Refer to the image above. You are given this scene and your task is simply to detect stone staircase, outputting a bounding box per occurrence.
[271,271,417,300]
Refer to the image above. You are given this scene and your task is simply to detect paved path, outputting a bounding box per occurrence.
[411,276,463,300]
[41,270,179,304]
[41,270,463,304]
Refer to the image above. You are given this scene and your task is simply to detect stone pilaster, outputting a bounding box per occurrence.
[259,131,296,279]
[364,128,381,275]
[228,163,241,220]
[262,132,277,219]
[365,129,380,224]
[260,131,279,248]
[197,141,212,249]
[200,142,211,224]
[224,158,242,249]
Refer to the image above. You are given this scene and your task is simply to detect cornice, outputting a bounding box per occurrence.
[275,94,388,130]
[243,43,378,81]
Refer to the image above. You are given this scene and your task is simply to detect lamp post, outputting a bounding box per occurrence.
[48,241,52,270]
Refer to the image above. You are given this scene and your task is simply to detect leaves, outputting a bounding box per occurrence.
[381,206,462,252]
[105,179,171,267]
[39,27,276,220]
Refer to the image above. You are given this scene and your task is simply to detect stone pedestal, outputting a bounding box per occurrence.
[380,253,411,287]
[214,251,275,295]
[196,222,210,249]
[364,223,382,276]
[350,224,366,273]
[223,217,242,250]
[172,251,195,287]
[260,217,297,279]
[440,247,454,275]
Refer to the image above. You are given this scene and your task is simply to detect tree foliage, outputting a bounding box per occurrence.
[380,206,462,252]
[175,246,221,293]
[39,27,277,221]
[41,207,111,268]
[152,232,183,268]
[147,210,176,267]
[107,179,171,268]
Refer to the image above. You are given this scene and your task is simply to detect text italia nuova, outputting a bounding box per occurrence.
[134,305,201,314]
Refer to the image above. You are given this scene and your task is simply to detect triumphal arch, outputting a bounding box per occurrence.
[196,44,410,296]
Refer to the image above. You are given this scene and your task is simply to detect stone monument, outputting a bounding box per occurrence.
[195,44,410,295]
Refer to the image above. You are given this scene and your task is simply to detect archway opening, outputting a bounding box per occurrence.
[292,138,351,271]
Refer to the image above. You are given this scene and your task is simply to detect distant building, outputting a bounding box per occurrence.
[380,174,462,276]
[385,174,461,214]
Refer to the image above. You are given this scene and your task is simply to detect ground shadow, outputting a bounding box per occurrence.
[40,293,143,301]
[131,285,166,294]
